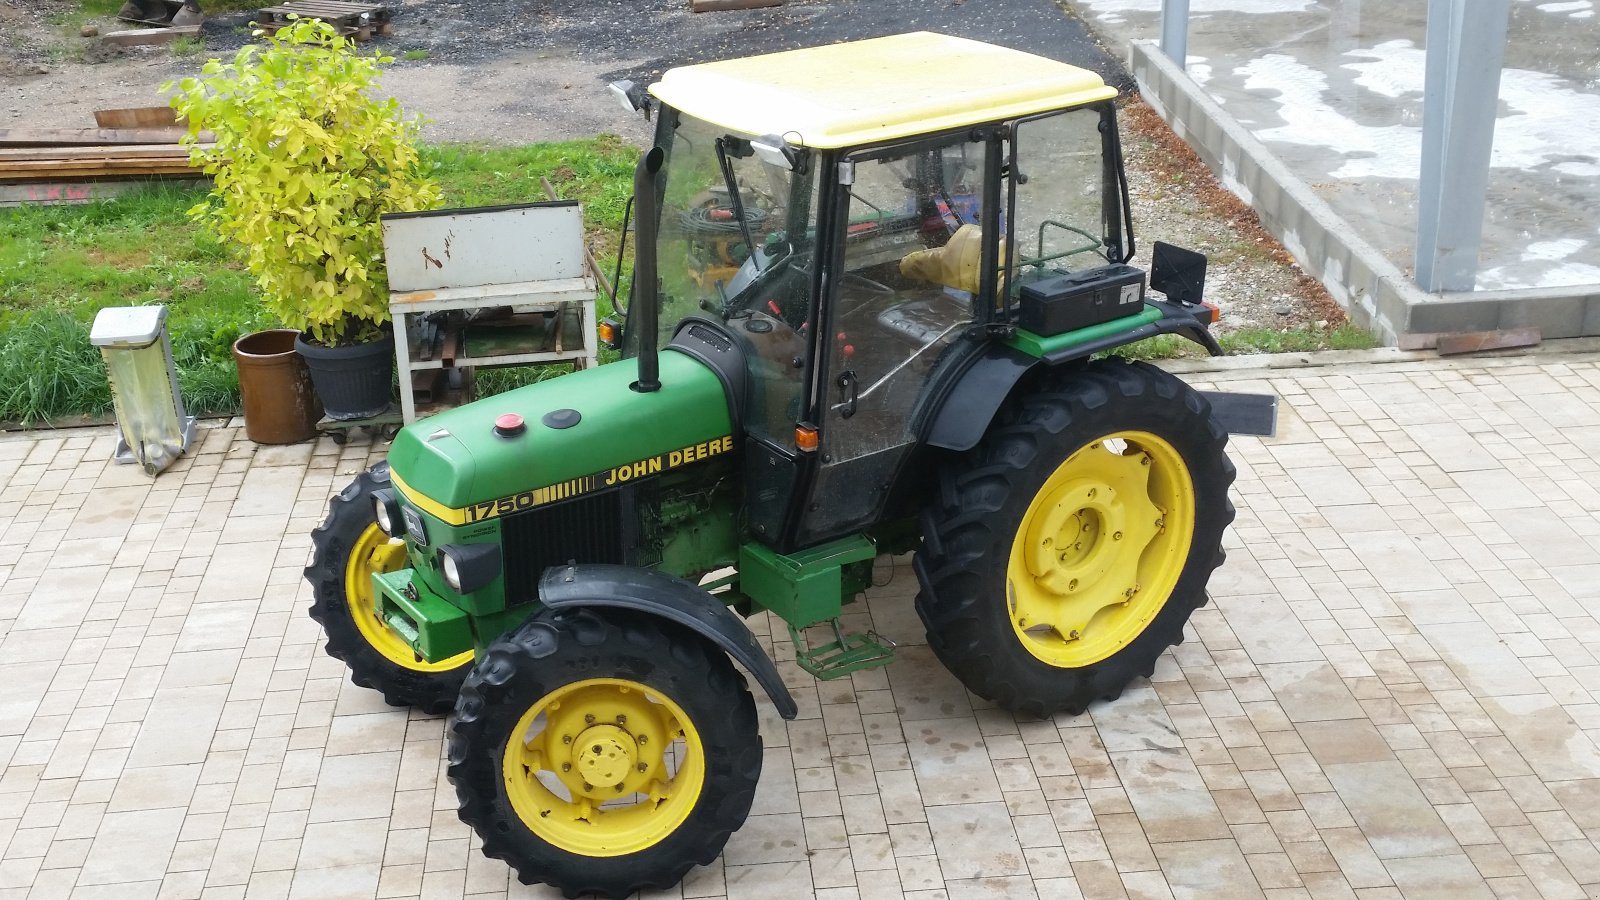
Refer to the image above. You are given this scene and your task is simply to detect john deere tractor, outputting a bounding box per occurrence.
[306,32,1272,898]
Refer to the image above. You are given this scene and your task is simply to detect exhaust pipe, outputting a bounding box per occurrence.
[631,147,665,394]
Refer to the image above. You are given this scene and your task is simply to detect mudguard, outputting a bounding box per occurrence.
[924,303,1283,450]
[538,564,799,719]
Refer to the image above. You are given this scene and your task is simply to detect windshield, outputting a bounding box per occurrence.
[625,111,820,445]
[627,112,819,352]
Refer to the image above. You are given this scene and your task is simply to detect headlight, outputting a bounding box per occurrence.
[437,543,501,594]
[441,552,461,590]
[372,490,403,537]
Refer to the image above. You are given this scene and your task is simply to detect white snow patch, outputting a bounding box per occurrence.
[1233,40,1600,180]
[1553,161,1600,176]
[1524,238,1587,261]
[1534,0,1592,13]
[1074,0,1314,14]
[1476,261,1600,290]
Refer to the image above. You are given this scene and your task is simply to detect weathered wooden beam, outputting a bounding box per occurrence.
[0,127,211,147]
[100,25,200,47]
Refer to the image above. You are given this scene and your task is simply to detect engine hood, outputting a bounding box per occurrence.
[388,350,734,523]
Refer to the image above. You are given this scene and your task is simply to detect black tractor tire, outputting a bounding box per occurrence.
[306,462,471,714]
[915,358,1235,718]
[449,608,763,899]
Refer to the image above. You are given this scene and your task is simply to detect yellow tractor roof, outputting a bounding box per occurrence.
[648,32,1118,149]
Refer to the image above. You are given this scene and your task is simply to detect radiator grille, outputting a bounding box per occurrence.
[500,488,629,606]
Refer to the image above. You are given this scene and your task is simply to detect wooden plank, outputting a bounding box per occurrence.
[0,127,209,147]
[0,165,200,182]
[0,144,202,161]
[0,157,197,172]
[690,0,782,11]
[101,25,200,47]
[93,107,179,129]
[1435,326,1542,356]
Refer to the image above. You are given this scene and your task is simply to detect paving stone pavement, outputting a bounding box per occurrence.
[2,350,1600,900]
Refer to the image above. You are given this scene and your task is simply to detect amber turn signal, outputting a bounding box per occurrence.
[597,319,620,348]
[1200,302,1221,325]
[795,424,818,452]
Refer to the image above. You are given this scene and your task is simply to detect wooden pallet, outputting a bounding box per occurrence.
[256,0,392,40]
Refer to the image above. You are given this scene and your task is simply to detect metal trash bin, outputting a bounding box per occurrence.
[89,305,197,476]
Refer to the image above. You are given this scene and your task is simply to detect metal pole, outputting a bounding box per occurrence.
[1415,0,1512,293]
[1160,0,1190,70]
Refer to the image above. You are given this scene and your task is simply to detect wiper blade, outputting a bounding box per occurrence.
[715,137,763,273]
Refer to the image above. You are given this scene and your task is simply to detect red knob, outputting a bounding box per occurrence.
[494,413,526,437]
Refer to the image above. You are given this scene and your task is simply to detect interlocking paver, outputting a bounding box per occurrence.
[3,351,1600,898]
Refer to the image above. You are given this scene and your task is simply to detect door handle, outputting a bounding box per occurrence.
[836,370,858,419]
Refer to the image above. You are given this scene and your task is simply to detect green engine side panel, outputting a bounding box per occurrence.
[387,349,734,511]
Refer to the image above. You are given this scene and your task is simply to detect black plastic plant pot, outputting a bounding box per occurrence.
[294,331,395,421]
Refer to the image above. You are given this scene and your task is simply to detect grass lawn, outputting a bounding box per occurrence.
[0,137,637,425]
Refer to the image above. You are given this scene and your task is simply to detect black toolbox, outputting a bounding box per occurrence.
[1017,264,1146,336]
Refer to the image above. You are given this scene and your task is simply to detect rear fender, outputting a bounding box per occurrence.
[538,564,799,719]
[922,302,1223,452]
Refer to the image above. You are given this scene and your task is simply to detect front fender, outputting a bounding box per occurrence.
[538,564,799,719]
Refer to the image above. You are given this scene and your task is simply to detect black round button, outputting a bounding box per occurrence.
[542,408,582,430]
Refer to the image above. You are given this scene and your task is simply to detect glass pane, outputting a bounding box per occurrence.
[823,139,983,464]
[1009,109,1111,295]
[645,113,819,447]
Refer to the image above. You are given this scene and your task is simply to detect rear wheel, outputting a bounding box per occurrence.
[306,463,472,713]
[916,359,1235,717]
[449,609,762,899]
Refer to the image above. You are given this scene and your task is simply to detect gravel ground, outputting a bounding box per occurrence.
[1,0,1340,334]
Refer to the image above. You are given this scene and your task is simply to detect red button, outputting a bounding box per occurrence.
[494,413,526,437]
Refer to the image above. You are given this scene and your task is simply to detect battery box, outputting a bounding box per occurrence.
[1017,264,1147,336]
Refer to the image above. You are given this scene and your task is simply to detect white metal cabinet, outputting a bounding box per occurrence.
[381,201,598,422]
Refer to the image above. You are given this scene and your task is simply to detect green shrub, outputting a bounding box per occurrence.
[167,18,440,347]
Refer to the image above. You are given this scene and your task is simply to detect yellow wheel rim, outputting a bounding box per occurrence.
[1006,431,1196,669]
[502,678,705,857]
[345,523,473,672]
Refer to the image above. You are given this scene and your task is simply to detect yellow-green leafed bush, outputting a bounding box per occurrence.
[167,18,441,347]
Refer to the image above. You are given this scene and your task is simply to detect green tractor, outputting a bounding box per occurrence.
[306,32,1271,899]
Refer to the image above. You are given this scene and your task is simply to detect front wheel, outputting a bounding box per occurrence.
[448,609,763,899]
[306,463,473,713]
[916,359,1235,717]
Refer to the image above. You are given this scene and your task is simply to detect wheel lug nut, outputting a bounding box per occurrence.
[1068,629,1080,640]
[1113,531,1123,541]
[638,735,648,745]
[584,714,596,724]
[616,714,626,725]
[582,782,593,792]
[637,763,649,772]
[562,735,572,744]
[1068,579,1078,591]
[561,762,571,772]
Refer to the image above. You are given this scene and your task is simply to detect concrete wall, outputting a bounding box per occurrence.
[1130,42,1600,346]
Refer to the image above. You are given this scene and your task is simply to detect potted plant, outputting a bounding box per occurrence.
[169,18,440,420]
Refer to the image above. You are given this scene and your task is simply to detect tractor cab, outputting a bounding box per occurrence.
[615,32,1211,554]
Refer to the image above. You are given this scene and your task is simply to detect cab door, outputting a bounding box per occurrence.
[791,131,1001,546]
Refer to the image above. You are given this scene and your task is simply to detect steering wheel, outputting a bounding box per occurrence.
[790,252,895,296]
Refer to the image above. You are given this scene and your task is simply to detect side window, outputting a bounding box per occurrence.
[822,138,987,464]
[1008,108,1113,296]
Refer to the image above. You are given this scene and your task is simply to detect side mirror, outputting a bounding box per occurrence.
[607,80,653,117]
[750,134,807,174]
[1150,241,1207,305]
